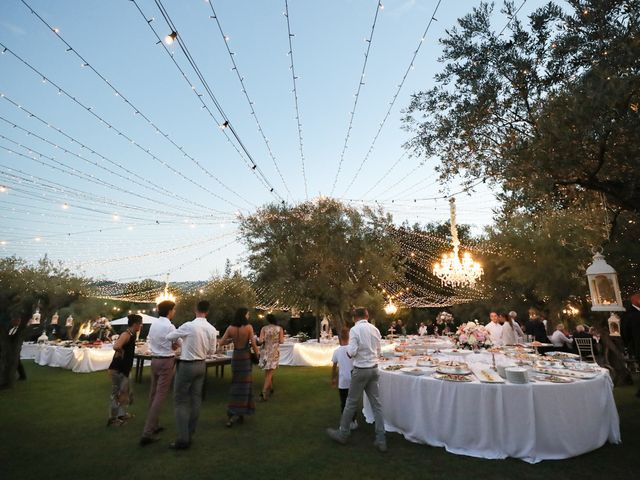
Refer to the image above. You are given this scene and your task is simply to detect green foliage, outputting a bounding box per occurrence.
[403,0,640,215]
[239,198,401,326]
[0,256,88,327]
[193,273,257,331]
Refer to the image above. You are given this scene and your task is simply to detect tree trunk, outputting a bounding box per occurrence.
[0,329,24,389]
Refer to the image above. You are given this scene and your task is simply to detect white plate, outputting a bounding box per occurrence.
[440,348,474,355]
[533,367,598,379]
[400,367,432,376]
[437,366,472,375]
[473,369,505,383]
[545,351,580,359]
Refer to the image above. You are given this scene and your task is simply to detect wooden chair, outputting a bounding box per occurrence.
[575,337,596,362]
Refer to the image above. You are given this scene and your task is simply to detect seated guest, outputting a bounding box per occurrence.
[524,308,551,343]
[572,324,597,355]
[549,323,573,351]
[418,322,427,336]
[397,319,407,336]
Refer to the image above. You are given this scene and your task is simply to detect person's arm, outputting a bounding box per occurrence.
[112,331,130,356]
[219,326,234,347]
[249,326,260,356]
[166,323,189,342]
[278,326,285,344]
[331,362,338,387]
[346,329,358,358]
[208,328,218,357]
[258,327,266,346]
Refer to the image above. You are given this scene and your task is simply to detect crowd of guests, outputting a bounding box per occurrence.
[106,300,285,449]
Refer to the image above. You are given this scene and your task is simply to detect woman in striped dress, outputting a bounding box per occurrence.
[220,307,260,427]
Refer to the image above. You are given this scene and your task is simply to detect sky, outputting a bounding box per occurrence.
[0,0,550,282]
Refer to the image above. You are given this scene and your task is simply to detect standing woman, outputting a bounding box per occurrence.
[219,307,260,427]
[258,314,284,401]
[500,312,517,345]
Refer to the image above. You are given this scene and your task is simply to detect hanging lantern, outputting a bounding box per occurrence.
[585,249,624,312]
[30,308,41,325]
[65,314,74,327]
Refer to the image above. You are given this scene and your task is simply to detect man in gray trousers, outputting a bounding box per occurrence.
[326,307,387,452]
[166,300,218,449]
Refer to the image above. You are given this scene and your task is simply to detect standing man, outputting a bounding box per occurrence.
[140,300,178,446]
[165,300,218,450]
[485,311,503,346]
[326,307,387,452]
[621,293,640,397]
[107,314,143,426]
[524,308,550,343]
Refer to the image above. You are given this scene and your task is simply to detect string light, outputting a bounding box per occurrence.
[205,0,292,199]
[163,31,177,45]
[343,0,443,197]
[330,0,383,196]
[283,0,308,199]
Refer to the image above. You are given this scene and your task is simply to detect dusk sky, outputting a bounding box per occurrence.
[0,0,549,281]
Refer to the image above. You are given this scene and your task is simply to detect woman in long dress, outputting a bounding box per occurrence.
[258,314,284,401]
[219,307,260,427]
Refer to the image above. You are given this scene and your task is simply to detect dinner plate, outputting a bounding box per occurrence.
[474,369,505,383]
[433,373,472,382]
[400,367,432,376]
[440,348,474,355]
[437,366,472,375]
[533,367,598,379]
[532,374,574,383]
[545,352,580,359]
[383,364,406,371]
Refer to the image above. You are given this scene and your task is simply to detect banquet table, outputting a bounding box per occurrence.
[33,344,115,373]
[278,340,339,367]
[363,352,620,463]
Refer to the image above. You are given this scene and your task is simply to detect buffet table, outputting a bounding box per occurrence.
[33,344,115,373]
[278,340,339,367]
[363,352,620,463]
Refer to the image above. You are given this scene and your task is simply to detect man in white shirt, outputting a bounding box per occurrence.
[327,307,387,452]
[140,300,178,446]
[485,311,503,346]
[418,322,427,336]
[165,300,218,450]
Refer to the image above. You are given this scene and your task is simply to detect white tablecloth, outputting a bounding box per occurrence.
[278,341,338,367]
[33,344,115,373]
[363,361,620,463]
[20,342,39,360]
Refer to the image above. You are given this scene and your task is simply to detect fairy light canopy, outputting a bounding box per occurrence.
[433,197,483,288]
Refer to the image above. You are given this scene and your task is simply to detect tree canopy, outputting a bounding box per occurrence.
[403,0,640,216]
[239,198,401,325]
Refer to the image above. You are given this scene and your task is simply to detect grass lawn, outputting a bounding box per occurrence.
[1,361,638,480]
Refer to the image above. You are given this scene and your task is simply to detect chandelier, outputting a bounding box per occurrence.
[433,197,483,287]
[383,301,398,315]
[155,276,176,304]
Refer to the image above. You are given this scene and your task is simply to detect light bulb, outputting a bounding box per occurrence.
[164,31,178,45]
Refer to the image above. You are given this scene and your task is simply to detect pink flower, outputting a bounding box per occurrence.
[459,334,468,343]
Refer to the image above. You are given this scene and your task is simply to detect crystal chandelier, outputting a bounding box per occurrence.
[155,275,176,304]
[384,301,398,315]
[433,197,483,287]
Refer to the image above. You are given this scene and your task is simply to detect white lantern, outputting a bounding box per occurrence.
[30,308,41,325]
[65,314,74,327]
[586,251,624,312]
[51,311,59,325]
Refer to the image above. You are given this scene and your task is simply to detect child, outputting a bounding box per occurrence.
[331,327,358,430]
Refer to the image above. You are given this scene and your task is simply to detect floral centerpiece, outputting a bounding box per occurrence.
[452,321,493,350]
[294,332,310,343]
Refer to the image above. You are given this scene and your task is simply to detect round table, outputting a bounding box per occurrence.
[363,353,620,463]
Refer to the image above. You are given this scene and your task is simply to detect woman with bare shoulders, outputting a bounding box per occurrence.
[219,307,260,427]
